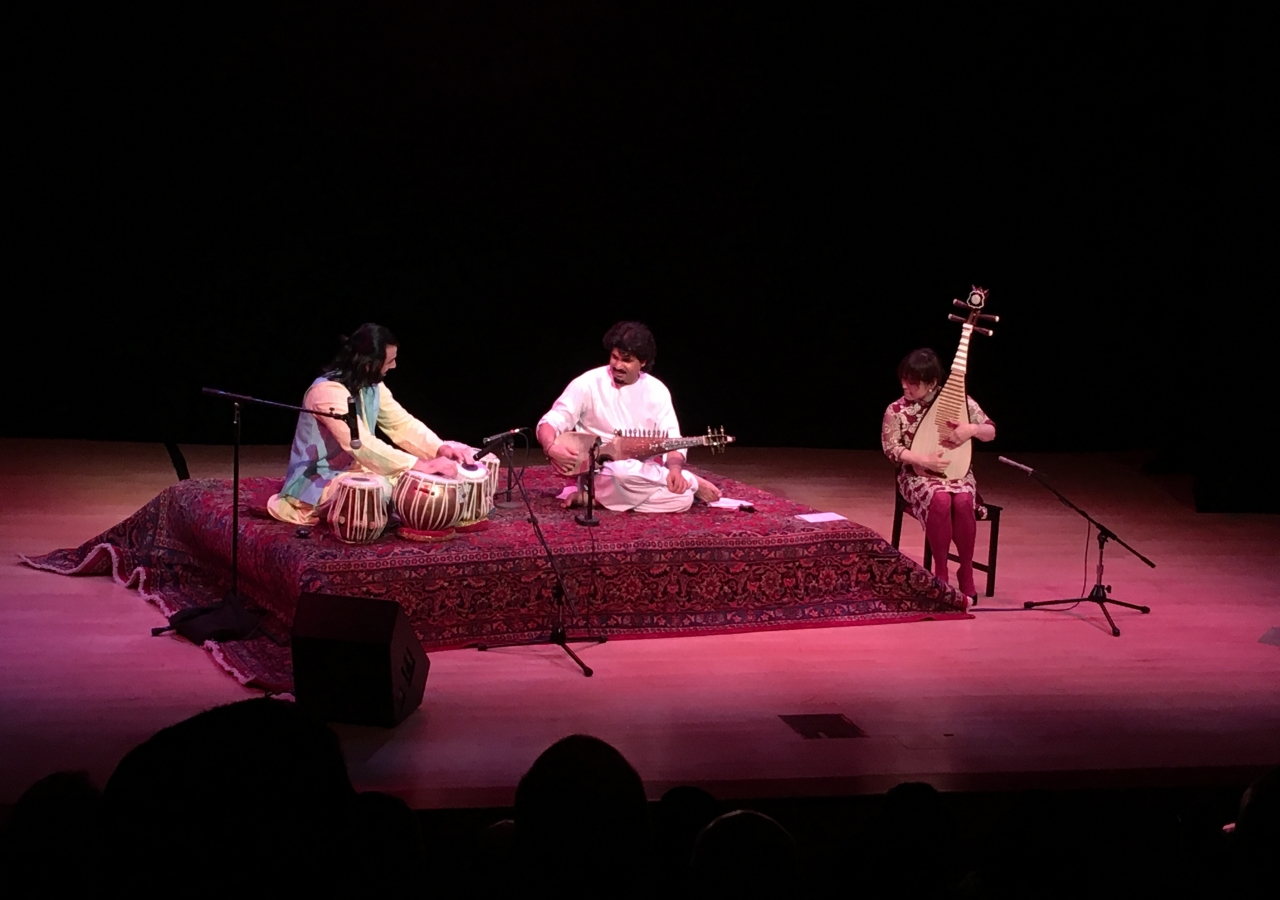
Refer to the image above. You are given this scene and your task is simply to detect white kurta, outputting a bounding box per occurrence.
[538,366,697,513]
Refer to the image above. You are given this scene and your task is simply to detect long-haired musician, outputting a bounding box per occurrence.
[537,321,721,513]
[881,348,996,598]
[267,323,471,527]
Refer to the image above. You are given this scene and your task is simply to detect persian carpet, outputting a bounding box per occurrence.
[21,467,968,692]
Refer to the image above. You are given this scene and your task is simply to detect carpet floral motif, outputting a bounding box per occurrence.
[22,467,968,691]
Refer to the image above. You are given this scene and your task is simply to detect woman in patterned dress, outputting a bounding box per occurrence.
[881,349,996,598]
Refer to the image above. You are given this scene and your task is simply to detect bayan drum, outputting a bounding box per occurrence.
[393,469,466,533]
[326,474,389,544]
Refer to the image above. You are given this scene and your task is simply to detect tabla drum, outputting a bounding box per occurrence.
[326,474,389,544]
[393,469,466,533]
[481,451,501,512]
[456,453,501,525]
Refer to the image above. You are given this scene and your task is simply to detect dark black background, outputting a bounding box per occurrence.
[10,3,1269,454]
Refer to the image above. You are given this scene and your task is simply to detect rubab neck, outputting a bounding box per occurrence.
[659,436,707,450]
[932,323,973,425]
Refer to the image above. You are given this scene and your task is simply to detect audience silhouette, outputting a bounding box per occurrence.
[2,705,1273,899]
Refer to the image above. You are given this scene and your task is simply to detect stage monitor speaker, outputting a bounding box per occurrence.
[291,592,429,728]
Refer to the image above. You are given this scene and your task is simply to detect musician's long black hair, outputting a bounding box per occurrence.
[603,321,656,371]
[323,323,398,392]
[897,348,942,386]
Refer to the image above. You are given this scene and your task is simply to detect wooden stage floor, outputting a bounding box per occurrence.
[2,440,1278,808]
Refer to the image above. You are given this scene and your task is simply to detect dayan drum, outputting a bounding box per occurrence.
[325,474,389,544]
[456,452,501,525]
[393,469,466,533]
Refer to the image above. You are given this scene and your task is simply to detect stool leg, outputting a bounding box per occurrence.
[985,510,1000,597]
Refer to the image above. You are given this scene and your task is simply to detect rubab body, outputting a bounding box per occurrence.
[910,287,998,481]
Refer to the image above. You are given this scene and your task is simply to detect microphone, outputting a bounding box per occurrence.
[998,455,1033,475]
[475,426,528,458]
[481,426,528,445]
[344,397,362,450]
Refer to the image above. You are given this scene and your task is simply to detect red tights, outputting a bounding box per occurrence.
[926,491,977,596]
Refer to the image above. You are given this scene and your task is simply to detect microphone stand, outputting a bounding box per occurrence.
[1012,463,1154,637]
[473,433,525,510]
[574,438,602,527]
[495,461,522,509]
[152,388,348,644]
[474,435,605,676]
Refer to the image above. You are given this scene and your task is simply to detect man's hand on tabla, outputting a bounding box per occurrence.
[414,456,458,478]
[437,444,474,465]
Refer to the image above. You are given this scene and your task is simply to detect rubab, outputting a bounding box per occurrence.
[551,427,734,477]
[910,287,998,481]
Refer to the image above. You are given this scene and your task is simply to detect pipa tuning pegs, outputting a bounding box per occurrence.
[977,313,999,323]
[952,298,969,309]
[948,313,966,324]
[974,325,993,337]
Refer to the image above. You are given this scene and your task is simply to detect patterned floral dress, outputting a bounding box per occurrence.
[881,390,992,524]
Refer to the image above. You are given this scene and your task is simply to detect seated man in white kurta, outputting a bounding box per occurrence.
[267,323,470,527]
[537,321,721,513]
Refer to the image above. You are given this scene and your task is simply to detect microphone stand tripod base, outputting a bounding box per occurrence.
[152,590,262,644]
[469,437,605,676]
[1023,586,1150,637]
[549,625,604,677]
[1010,469,1155,638]
[1022,531,1151,637]
[475,626,607,674]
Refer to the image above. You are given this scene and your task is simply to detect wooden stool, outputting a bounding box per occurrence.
[890,488,1002,598]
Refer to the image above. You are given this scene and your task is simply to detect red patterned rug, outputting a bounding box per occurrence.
[21,466,968,692]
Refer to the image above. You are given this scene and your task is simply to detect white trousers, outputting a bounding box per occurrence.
[267,471,395,526]
[590,460,696,513]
